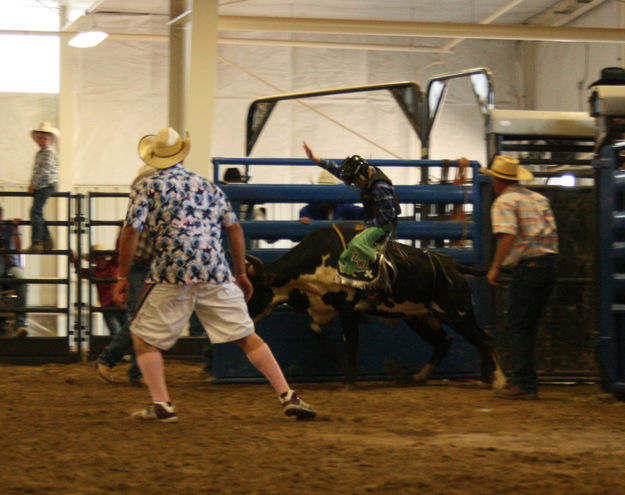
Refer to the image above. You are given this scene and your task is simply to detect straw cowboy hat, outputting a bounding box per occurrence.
[588,66,625,88]
[316,170,341,185]
[138,127,190,169]
[480,155,534,181]
[131,164,157,188]
[30,122,60,142]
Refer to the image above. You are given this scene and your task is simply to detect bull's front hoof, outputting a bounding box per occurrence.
[492,374,508,390]
[411,363,437,384]
[384,360,421,386]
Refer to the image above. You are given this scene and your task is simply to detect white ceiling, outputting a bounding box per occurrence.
[68,0,605,25]
[5,0,614,49]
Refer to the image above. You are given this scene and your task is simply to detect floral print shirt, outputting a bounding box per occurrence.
[124,164,238,284]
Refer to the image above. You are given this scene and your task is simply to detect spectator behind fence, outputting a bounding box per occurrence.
[299,170,364,224]
[0,204,28,337]
[221,167,267,247]
[221,167,266,220]
[28,122,59,252]
[112,127,315,422]
[70,235,129,336]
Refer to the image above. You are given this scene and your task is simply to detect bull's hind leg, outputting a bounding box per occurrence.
[404,318,452,383]
[445,316,506,389]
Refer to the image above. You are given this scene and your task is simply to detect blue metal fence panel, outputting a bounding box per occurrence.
[595,143,625,399]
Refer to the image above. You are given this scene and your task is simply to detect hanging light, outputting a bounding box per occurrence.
[68,30,108,48]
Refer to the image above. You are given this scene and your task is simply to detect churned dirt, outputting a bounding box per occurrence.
[1,360,624,495]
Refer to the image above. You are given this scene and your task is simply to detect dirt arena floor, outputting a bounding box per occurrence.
[1,360,624,495]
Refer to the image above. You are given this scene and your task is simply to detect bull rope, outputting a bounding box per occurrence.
[423,249,455,308]
[332,223,348,250]
[452,157,470,247]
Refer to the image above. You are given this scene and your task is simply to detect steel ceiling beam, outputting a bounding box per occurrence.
[4,11,624,45]
[217,15,625,43]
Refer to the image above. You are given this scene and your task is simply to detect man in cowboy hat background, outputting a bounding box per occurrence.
[481,155,559,400]
[112,127,315,421]
[28,122,60,252]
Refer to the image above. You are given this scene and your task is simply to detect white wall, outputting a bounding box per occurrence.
[525,1,624,112]
[2,27,521,190]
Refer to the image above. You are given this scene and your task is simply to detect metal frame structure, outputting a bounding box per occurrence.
[0,191,75,363]
[595,142,625,400]
[245,82,424,157]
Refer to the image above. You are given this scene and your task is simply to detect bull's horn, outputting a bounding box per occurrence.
[245,254,264,277]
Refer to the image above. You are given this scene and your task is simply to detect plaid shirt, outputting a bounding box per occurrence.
[124,164,238,284]
[491,184,558,267]
[30,147,58,189]
[134,221,154,263]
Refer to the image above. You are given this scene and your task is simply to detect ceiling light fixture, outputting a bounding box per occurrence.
[68,30,108,48]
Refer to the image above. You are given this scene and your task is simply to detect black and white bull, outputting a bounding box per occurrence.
[245,226,506,388]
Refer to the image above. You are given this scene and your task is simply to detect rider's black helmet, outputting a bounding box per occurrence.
[340,155,370,185]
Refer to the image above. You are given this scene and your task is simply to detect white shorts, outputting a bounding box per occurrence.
[130,282,255,350]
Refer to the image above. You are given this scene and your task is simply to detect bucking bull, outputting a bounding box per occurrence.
[245,226,506,388]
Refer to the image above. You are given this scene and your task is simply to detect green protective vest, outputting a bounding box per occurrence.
[338,226,389,278]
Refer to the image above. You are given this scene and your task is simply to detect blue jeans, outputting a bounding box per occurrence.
[30,184,56,244]
[506,255,557,393]
[102,304,129,336]
[97,261,150,380]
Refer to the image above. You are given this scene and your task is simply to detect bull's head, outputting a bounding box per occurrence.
[245,254,277,321]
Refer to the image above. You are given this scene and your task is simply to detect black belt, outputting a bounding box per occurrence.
[520,253,556,262]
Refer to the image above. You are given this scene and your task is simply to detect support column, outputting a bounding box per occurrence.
[58,29,75,192]
[184,0,218,177]
[169,0,188,134]
[57,12,77,337]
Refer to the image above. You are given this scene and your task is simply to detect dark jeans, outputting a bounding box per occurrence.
[30,184,56,244]
[0,262,27,328]
[102,305,129,336]
[189,311,213,375]
[506,255,557,393]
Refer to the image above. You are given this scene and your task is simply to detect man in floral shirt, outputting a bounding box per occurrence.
[113,128,315,422]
